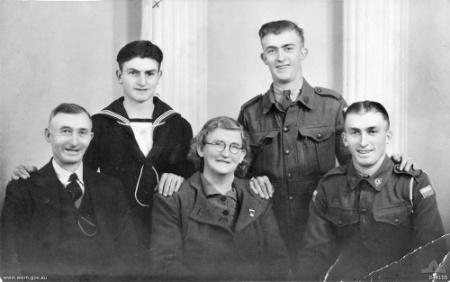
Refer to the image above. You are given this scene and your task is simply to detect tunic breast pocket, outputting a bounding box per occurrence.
[372,203,413,250]
[298,126,336,174]
[325,207,360,240]
[249,131,280,176]
[325,207,360,227]
[373,203,411,227]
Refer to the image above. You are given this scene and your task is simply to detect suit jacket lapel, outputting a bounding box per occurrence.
[79,167,104,238]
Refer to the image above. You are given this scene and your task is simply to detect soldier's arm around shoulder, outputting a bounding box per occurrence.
[410,170,445,244]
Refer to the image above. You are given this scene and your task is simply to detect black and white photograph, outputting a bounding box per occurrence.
[0,0,449,281]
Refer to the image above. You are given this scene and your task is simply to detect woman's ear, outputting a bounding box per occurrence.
[196,144,204,158]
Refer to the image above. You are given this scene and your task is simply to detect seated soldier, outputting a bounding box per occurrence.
[150,116,289,280]
[297,101,446,281]
[1,103,139,280]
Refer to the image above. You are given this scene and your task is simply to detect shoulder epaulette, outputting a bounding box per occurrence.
[314,87,344,101]
[322,165,347,179]
[393,165,423,178]
[241,94,263,109]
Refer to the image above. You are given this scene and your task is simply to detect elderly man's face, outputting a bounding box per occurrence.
[343,111,391,173]
[45,112,93,171]
[260,29,306,85]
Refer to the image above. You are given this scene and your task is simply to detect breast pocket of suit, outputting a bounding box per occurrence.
[249,130,280,175]
[298,126,336,174]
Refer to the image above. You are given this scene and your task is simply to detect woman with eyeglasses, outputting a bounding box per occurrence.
[150,116,289,280]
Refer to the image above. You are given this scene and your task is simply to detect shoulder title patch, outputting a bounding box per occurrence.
[419,185,434,199]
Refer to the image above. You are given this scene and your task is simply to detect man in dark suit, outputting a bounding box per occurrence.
[1,103,140,280]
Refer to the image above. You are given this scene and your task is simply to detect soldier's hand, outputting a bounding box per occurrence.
[391,154,420,171]
[157,173,184,197]
[249,176,274,199]
[11,165,37,180]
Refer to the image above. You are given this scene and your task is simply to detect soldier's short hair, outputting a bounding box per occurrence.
[344,101,390,128]
[259,20,305,44]
[116,40,163,71]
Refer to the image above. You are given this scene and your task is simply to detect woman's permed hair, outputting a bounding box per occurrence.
[187,116,251,177]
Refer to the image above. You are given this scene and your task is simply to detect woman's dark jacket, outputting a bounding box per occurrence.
[150,172,289,281]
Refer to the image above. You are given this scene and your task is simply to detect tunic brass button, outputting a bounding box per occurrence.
[284,149,290,155]
[283,127,289,132]
[317,133,322,139]
[288,196,294,200]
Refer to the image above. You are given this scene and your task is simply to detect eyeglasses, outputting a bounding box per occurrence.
[204,141,244,154]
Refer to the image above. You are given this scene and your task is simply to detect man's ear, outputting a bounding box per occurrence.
[300,47,308,59]
[116,69,122,83]
[44,128,51,143]
[386,130,392,144]
[342,132,348,147]
[260,53,268,64]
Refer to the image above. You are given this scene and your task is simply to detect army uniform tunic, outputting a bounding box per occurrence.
[238,79,351,262]
[298,156,446,281]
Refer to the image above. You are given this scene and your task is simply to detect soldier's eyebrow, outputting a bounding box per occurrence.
[282,43,296,48]
[126,67,158,73]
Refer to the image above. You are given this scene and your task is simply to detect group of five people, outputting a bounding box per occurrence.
[1,20,446,281]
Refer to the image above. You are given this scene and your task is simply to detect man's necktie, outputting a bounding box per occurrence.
[67,173,83,202]
[279,90,293,111]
